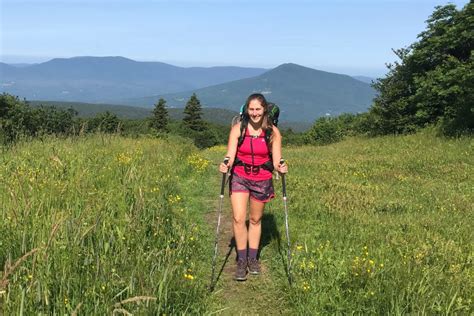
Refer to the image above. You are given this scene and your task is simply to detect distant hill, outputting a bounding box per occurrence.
[123,63,376,122]
[7,63,35,68]
[2,57,376,125]
[0,57,267,103]
[352,75,376,84]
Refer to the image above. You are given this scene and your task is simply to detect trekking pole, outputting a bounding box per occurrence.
[280,158,292,285]
[210,157,229,291]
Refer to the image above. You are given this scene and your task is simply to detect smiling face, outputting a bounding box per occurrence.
[247,99,265,124]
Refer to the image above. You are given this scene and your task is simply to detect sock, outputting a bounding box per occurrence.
[237,249,247,261]
[248,248,258,260]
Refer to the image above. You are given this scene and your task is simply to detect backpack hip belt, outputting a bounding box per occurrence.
[233,157,274,173]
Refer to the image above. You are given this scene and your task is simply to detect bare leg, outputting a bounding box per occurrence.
[248,198,265,250]
[231,192,249,252]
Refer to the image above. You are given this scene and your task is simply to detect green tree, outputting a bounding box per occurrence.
[31,105,77,135]
[88,111,122,133]
[0,93,31,143]
[0,93,78,143]
[193,128,219,149]
[369,3,473,135]
[183,93,205,132]
[150,98,169,132]
[305,116,343,145]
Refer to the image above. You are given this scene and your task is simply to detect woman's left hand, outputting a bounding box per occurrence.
[277,162,288,174]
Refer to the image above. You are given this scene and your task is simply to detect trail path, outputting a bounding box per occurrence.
[207,182,291,315]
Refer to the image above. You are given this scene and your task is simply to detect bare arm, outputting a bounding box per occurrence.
[219,124,241,173]
[271,126,288,173]
[271,126,282,169]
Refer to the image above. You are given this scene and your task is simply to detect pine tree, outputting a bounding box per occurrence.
[183,93,205,132]
[150,98,169,132]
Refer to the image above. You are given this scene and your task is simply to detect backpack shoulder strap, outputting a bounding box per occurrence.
[264,127,273,153]
[237,118,248,148]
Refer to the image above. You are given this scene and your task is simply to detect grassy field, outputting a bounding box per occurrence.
[271,131,473,314]
[0,135,214,314]
[0,131,472,314]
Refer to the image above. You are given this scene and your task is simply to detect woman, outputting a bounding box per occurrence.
[219,93,288,281]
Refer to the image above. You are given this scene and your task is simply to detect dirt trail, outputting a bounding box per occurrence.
[207,194,291,315]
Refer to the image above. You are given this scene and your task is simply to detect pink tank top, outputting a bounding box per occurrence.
[234,129,273,181]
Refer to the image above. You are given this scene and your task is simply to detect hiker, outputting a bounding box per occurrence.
[219,93,288,281]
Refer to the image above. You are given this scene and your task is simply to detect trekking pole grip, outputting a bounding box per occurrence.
[220,157,230,196]
[280,159,287,198]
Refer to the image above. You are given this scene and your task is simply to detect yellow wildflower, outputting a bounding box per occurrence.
[302,281,310,291]
[184,273,194,280]
[187,154,210,173]
[116,152,132,165]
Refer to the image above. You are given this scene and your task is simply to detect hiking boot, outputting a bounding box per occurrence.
[247,258,261,275]
[234,258,247,281]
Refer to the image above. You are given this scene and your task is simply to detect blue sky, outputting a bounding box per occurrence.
[0,0,469,76]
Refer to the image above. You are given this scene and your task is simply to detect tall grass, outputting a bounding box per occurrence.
[0,134,213,314]
[263,131,473,314]
[1,130,472,314]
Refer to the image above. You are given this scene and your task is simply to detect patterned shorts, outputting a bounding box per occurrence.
[230,173,275,203]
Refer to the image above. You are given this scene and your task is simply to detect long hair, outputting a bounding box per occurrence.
[243,93,273,130]
[242,93,274,146]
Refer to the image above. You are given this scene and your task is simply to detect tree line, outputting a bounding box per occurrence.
[148,93,227,148]
[0,92,226,148]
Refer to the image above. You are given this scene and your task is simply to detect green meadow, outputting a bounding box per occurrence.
[1,131,472,314]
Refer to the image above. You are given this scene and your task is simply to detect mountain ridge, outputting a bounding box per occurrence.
[122,63,376,122]
[1,56,376,123]
[0,56,268,102]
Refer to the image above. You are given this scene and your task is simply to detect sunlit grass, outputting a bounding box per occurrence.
[1,130,472,314]
[0,134,213,314]
[264,131,473,314]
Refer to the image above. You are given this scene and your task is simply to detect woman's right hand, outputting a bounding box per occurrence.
[219,157,230,174]
[219,162,229,174]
